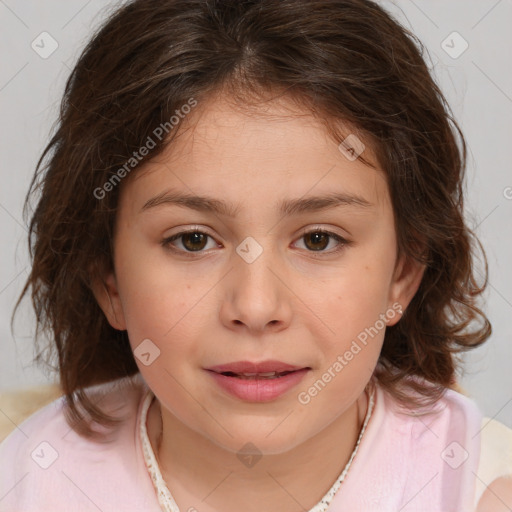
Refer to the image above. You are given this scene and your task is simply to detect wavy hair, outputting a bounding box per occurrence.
[13,0,491,439]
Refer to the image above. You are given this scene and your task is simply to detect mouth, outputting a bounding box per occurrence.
[204,361,311,402]
[205,360,311,378]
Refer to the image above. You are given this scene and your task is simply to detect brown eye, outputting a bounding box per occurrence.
[295,229,350,255]
[162,230,215,254]
[180,232,208,251]
[303,231,330,251]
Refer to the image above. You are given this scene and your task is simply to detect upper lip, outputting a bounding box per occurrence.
[206,360,309,374]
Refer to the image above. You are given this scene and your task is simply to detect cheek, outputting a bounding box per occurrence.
[312,251,395,358]
[114,237,202,345]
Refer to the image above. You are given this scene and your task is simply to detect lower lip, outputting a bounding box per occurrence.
[206,369,309,402]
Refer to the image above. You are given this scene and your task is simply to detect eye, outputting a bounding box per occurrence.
[293,228,351,255]
[161,226,352,257]
[161,228,218,255]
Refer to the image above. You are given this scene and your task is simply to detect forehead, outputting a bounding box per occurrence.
[121,93,390,218]
[146,93,380,165]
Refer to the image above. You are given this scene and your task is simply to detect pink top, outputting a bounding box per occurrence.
[0,373,509,511]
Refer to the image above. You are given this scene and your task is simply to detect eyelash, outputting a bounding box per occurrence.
[160,227,352,258]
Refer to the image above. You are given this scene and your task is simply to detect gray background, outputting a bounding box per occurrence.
[0,0,511,427]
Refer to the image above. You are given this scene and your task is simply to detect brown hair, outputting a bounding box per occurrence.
[13,0,491,439]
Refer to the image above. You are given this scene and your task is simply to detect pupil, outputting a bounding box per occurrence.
[306,232,328,251]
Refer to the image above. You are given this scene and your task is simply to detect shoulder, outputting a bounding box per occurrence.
[333,380,485,510]
[380,380,512,510]
[475,417,512,511]
[0,373,147,455]
[379,382,483,471]
[380,378,483,440]
[0,373,155,512]
[379,380,484,509]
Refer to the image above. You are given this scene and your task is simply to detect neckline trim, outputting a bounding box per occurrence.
[139,381,376,512]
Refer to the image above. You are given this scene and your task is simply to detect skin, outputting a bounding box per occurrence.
[477,477,512,511]
[93,92,426,512]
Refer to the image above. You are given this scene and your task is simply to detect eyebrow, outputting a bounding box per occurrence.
[140,189,373,217]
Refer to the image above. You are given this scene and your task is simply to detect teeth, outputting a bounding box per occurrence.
[237,373,280,380]
[221,371,291,379]
[243,372,277,377]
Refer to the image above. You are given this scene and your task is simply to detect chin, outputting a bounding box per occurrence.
[207,422,308,456]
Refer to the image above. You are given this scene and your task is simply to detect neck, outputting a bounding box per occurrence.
[146,389,369,512]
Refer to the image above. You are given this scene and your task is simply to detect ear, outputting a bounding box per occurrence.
[90,270,127,331]
[386,250,426,327]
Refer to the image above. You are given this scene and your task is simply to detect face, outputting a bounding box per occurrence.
[94,93,424,455]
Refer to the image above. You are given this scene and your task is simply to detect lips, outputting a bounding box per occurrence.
[206,360,309,377]
[205,361,311,401]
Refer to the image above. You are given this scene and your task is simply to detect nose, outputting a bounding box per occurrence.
[219,240,293,334]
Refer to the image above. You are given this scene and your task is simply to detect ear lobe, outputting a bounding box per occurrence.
[386,251,426,327]
[90,270,127,331]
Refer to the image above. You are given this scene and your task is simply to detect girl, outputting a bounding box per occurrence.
[1,0,511,510]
